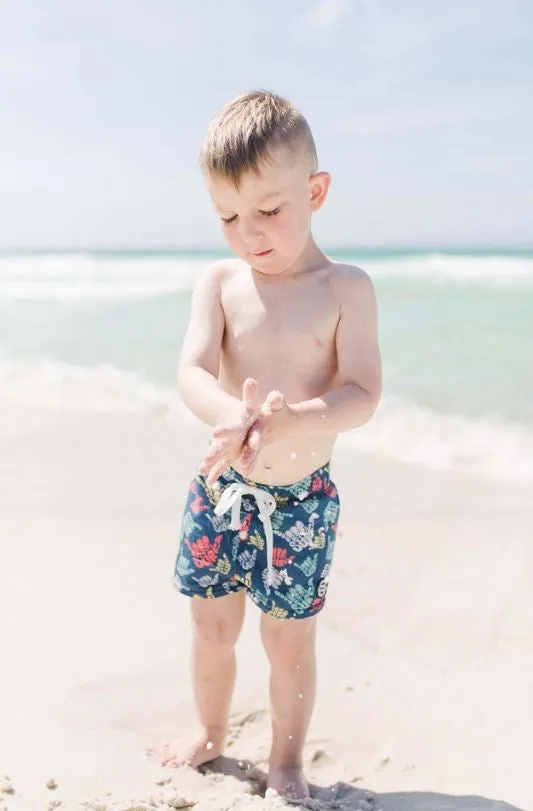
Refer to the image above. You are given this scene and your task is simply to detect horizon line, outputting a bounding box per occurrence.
[1,242,533,256]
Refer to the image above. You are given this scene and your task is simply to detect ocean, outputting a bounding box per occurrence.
[1,247,532,485]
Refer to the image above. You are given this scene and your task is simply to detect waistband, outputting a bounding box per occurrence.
[221,462,333,501]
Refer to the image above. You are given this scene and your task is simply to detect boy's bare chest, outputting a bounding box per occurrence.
[221,275,339,351]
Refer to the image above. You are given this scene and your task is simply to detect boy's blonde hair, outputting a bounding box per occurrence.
[200,90,318,186]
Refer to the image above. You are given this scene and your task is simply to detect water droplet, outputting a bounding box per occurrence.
[298,693,304,699]
[288,735,293,740]
[321,414,326,418]
[289,451,297,460]
[311,450,316,456]
[206,741,213,750]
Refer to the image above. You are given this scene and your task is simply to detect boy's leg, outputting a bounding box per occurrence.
[260,612,317,799]
[151,589,246,768]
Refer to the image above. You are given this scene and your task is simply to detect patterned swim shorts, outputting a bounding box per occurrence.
[173,464,340,620]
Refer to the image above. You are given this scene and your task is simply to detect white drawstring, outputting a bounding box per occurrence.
[214,482,277,587]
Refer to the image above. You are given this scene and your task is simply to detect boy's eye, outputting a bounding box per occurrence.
[220,206,280,225]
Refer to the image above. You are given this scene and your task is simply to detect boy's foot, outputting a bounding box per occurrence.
[146,732,222,769]
[267,764,309,801]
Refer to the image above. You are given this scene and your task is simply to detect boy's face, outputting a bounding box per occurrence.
[206,146,330,275]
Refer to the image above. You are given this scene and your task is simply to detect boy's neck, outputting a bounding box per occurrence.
[251,237,329,282]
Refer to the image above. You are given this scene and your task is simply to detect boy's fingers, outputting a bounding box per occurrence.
[199,448,217,472]
[240,421,264,472]
[200,445,224,477]
[206,457,230,485]
[240,443,257,472]
[240,443,259,474]
[202,447,226,473]
[240,438,259,471]
[242,378,261,421]
[212,423,242,439]
[246,422,263,451]
[199,440,227,473]
[263,390,284,412]
[242,378,257,405]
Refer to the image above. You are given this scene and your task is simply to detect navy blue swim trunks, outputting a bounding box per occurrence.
[173,464,340,620]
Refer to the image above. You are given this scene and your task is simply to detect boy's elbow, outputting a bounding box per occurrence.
[177,361,196,399]
[177,370,186,401]
[366,379,382,416]
[354,382,381,426]
[177,361,217,400]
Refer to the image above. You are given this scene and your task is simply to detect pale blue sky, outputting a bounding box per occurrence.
[1,0,532,248]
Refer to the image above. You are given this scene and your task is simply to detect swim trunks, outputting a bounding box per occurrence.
[173,464,340,620]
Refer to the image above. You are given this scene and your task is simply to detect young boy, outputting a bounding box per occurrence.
[154,90,382,800]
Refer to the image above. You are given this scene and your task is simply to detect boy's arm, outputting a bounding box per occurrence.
[290,267,382,435]
[178,262,242,427]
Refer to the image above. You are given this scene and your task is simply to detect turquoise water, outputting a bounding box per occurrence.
[377,276,533,424]
[1,248,532,481]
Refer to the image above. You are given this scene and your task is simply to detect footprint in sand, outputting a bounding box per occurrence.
[225,707,269,749]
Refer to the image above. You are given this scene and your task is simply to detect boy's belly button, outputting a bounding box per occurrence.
[263,450,298,469]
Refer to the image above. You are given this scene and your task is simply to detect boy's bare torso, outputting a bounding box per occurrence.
[217,258,353,484]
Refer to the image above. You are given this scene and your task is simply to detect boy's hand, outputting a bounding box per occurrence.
[199,378,262,484]
[213,390,295,476]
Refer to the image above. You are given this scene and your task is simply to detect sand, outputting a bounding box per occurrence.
[0,402,531,810]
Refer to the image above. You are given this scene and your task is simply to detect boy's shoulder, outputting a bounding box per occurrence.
[328,260,370,279]
[327,261,375,295]
[201,257,247,285]
[191,258,247,301]
[326,262,377,320]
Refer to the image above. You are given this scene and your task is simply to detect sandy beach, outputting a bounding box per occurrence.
[1,401,531,811]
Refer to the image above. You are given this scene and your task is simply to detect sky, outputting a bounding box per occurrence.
[1,0,532,249]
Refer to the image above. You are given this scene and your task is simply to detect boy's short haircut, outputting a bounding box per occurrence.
[200,89,318,186]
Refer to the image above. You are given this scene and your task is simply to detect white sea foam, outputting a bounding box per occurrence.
[1,352,531,484]
[363,253,533,285]
[349,395,533,485]
[0,351,180,418]
[0,254,205,299]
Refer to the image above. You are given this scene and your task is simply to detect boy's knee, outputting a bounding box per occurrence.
[191,596,244,651]
[260,616,316,664]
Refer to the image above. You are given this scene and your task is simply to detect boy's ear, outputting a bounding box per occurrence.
[309,171,331,212]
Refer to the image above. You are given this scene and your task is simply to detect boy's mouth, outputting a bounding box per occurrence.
[253,249,273,257]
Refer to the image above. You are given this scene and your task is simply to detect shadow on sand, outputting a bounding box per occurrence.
[200,756,524,811]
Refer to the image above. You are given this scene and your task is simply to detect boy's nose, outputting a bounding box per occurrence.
[239,220,263,246]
